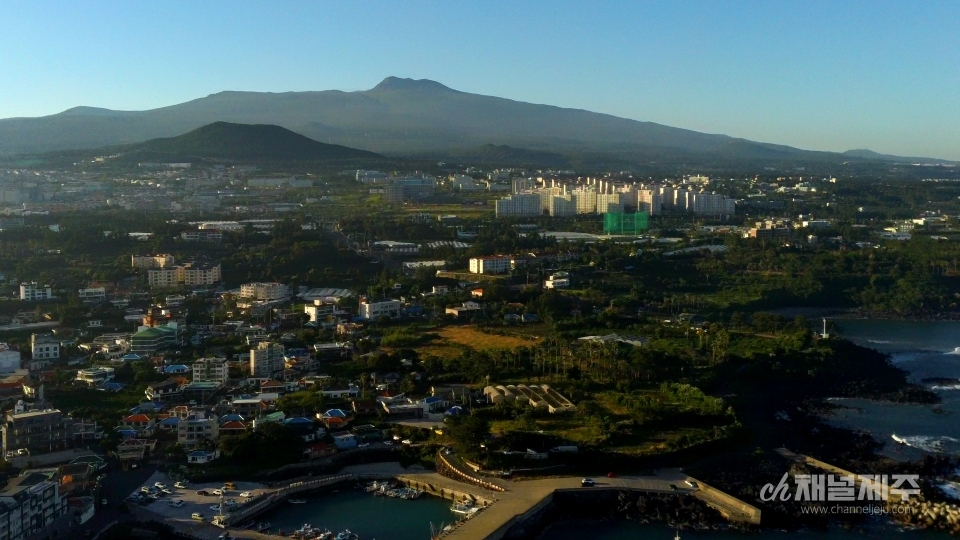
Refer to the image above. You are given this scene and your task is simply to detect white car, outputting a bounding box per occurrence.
[212,489,223,496]
[174,482,187,489]
[401,439,412,445]
[239,492,252,498]
[154,482,166,488]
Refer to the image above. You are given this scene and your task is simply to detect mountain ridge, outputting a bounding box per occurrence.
[0,77,954,166]
[104,122,383,162]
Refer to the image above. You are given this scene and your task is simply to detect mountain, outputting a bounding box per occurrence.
[841,149,957,165]
[115,122,382,161]
[419,144,572,168]
[0,77,953,167]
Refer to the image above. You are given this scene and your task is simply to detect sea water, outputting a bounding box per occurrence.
[258,488,453,540]
[826,319,960,460]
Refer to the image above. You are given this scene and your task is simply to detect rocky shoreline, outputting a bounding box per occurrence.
[517,490,743,540]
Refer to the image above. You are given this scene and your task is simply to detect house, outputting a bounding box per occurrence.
[252,411,285,430]
[218,420,247,437]
[75,367,115,386]
[119,414,155,437]
[522,313,539,323]
[351,424,384,443]
[331,432,358,450]
[320,383,359,400]
[381,399,425,419]
[319,408,351,430]
[145,378,182,401]
[99,382,125,392]
[422,396,448,413]
[351,399,380,416]
[445,301,483,318]
[283,417,324,442]
[57,463,96,494]
[163,364,190,375]
[304,441,337,459]
[375,390,406,404]
[470,289,484,298]
[157,416,181,431]
[187,450,220,465]
[259,380,288,395]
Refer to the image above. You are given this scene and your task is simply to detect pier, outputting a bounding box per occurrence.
[197,458,759,540]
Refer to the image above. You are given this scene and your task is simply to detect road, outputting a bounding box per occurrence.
[77,462,157,538]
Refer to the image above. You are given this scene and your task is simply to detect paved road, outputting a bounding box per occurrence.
[77,463,157,538]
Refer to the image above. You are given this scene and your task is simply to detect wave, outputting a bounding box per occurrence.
[891,434,960,453]
[947,347,960,355]
[931,384,960,391]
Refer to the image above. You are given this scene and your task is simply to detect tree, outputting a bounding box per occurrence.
[445,415,489,456]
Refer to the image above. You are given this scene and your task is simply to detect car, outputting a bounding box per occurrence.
[217,533,234,540]
[382,441,394,446]
[581,478,595,487]
[169,500,184,508]
[358,443,370,448]
[140,487,151,493]
[210,504,222,511]
[196,490,210,496]
[212,489,223,496]
[401,439,412,445]
[174,482,187,489]
[154,482,166,488]
[161,488,172,495]
[669,484,678,491]
[191,513,204,521]
[393,435,401,441]
[607,472,616,478]
[685,480,699,489]
[223,482,236,490]
[240,492,252,498]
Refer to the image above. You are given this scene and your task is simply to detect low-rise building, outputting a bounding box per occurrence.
[19,282,52,302]
[118,414,155,437]
[358,299,402,321]
[130,323,180,355]
[469,256,512,274]
[1,409,74,456]
[545,272,570,289]
[0,472,66,540]
[30,334,59,362]
[177,410,219,448]
[239,282,290,302]
[145,378,182,401]
[0,344,21,374]
[192,357,229,387]
[147,261,221,288]
[77,287,106,303]
[131,254,175,269]
[75,367,115,386]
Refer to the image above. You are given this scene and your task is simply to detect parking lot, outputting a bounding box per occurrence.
[128,471,271,528]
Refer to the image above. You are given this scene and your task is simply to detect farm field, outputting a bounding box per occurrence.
[437,326,540,351]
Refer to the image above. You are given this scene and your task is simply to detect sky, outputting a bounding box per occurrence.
[1,1,959,159]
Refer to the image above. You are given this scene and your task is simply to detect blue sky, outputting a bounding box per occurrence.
[1,1,958,159]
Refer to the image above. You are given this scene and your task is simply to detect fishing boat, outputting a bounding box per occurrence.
[334,530,358,540]
[451,501,478,515]
[289,498,307,504]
